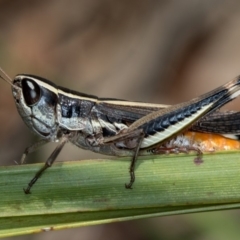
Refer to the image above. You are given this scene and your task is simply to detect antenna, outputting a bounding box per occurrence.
[0,67,15,87]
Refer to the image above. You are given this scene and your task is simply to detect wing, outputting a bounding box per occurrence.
[97,98,240,137]
[191,111,240,138]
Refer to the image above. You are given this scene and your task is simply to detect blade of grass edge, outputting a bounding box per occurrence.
[0,151,239,237]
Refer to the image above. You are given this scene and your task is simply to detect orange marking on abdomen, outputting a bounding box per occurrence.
[184,131,240,152]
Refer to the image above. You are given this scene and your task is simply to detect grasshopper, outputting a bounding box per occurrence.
[1,67,240,193]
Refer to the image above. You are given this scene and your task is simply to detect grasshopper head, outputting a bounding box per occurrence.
[11,74,59,139]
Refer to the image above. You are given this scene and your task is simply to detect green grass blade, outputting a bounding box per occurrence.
[0,151,240,237]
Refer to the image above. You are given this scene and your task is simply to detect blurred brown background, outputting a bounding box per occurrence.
[1,0,240,239]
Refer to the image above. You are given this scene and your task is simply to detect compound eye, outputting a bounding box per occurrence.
[22,79,41,106]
